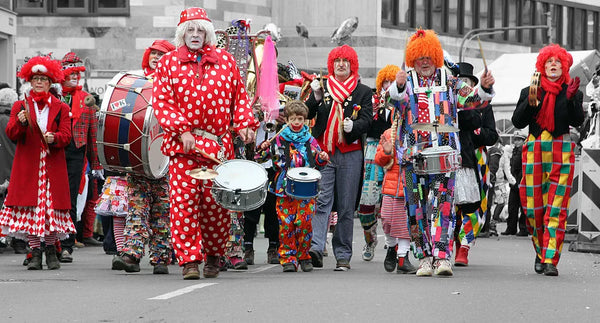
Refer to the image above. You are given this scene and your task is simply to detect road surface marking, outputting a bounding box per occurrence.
[148,283,217,300]
[250,264,278,273]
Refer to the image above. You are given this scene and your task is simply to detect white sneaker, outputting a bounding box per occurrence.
[361,241,377,261]
[416,257,433,276]
[434,259,453,276]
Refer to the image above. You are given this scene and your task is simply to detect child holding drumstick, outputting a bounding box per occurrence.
[257,100,329,272]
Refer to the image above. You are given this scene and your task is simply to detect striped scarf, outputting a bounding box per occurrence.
[324,74,358,153]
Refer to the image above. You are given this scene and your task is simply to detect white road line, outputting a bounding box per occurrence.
[148,283,217,300]
[250,264,278,273]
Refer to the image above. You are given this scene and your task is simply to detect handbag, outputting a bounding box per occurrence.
[454,167,481,205]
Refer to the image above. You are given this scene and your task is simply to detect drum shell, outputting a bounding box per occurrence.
[97,72,168,179]
[413,146,461,175]
[211,159,269,211]
[285,167,321,199]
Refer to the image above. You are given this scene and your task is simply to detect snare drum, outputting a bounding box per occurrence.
[211,159,268,211]
[413,146,460,175]
[285,167,321,199]
[97,72,168,179]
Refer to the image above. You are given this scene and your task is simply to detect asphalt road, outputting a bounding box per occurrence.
[1,220,599,323]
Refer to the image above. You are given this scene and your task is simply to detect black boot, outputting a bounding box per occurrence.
[27,248,42,270]
[534,256,545,274]
[45,245,60,270]
[397,254,417,274]
[384,245,397,272]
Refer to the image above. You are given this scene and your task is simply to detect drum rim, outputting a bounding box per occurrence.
[97,71,124,170]
[141,104,168,178]
[213,159,268,190]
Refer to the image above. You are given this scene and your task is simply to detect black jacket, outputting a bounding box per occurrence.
[513,84,584,137]
[458,105,498,169]
[306,78,373,145]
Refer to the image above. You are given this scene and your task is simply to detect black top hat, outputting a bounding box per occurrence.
[456,62,479,86]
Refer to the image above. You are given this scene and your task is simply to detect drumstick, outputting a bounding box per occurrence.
[256,123,289,152]
[477,36,488,74]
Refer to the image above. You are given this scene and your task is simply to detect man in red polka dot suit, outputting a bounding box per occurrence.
[152,7,258,280]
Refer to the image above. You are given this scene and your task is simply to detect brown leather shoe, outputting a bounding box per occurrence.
[203,255,220,278]
[182,262,200,280]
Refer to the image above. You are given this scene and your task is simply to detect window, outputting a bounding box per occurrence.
[13,0,129,16]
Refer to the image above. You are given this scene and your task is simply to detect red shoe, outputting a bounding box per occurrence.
[454,246,469,267]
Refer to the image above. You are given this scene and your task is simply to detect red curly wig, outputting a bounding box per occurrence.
[535,44,572,82]
[376,64,400,93]
[18,55,64,83]
[142,40,176,70]
[327,45,359,76]
[405,29,444,68]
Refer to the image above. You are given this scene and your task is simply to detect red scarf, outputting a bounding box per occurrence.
[323,74,358,154]
[63,85,83,123]
[30,91,50,109]
[537,75,565,132]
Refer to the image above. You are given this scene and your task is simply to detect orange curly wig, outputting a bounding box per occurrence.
[535,44,572,82]
[405,29,444,68]
[375,65,400,93]
[327,45,359,76]
[18,55,64,83]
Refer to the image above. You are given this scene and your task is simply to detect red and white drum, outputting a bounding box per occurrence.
[97,72,168,179]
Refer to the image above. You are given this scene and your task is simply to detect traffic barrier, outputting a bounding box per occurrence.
[566,155,580,233]
[570,148,600,253]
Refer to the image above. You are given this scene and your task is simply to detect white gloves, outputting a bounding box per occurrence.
[311,79,323,101]
[343,118,353,133]
[91,169,105,180]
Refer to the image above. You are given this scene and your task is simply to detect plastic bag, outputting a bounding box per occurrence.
[454,167,481,205]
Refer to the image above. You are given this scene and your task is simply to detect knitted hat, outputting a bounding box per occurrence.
[535,44,572,82]
[18,55,64,83]
[405,29,444,68]
[375,64,400,93]
[142,40,176,70]
[179,7,211,26]
[61,52,86,76]
[327,45,359,76]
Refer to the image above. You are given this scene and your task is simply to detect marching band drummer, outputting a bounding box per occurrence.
[153,7,258,280]
[388,29,495,277]
[512,44,584,276]
[0,55,74,270]
[111,40,176,275]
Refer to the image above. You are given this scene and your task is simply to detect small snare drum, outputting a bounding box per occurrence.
[413,146,461,175]
[211,159,268,211]
[285,167,321,199]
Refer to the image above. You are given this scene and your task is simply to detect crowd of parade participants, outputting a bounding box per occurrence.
[0,7,586,278]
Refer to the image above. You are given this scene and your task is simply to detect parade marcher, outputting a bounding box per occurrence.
[59,51,103,263]
[512,44,584,276]
[357,65,397,261]
[111,39,175,274]
[389,29,495,276]
[453,62,499,266]
[374,109,416,274]
[257,100,329,272]
[502,131,528,236]
[305,45,373,271]
[153,7,257,279]
[0,55,74,270]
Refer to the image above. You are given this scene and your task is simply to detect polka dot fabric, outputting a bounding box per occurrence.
[168,156,231,265]
[152,44,258,161]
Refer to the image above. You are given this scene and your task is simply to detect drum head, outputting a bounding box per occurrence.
[287,167,321,182]
[214,159,268,191]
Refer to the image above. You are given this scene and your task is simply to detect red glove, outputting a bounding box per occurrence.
[566,76,580,100]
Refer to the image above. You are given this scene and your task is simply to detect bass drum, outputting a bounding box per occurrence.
[97,71,168,179]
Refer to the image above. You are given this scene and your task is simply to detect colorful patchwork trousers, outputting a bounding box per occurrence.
[404,164,456,260]
[225,211,244,259]
[456,147,489,246]
[276,196,314,266]
[357,139,385,245]
[121,175,172,265]
[168,155,231,266]
[520,131,575,266]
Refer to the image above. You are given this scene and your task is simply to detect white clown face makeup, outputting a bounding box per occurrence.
[184,23,206,51]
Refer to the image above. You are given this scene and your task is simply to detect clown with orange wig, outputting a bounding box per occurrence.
[305,44,373,271]
[356,64,399,263]
[0,55,74,271]
[389,29,496,277]
[512,44,584,276]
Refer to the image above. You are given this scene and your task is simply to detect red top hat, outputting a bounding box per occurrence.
[179,7,211,26]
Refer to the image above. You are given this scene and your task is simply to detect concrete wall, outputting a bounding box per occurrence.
[0,6,16,87]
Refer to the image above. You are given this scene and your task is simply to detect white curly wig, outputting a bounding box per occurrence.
[174,19,216,48]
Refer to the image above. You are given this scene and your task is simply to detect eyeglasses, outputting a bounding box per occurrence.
[31,76,50,83]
